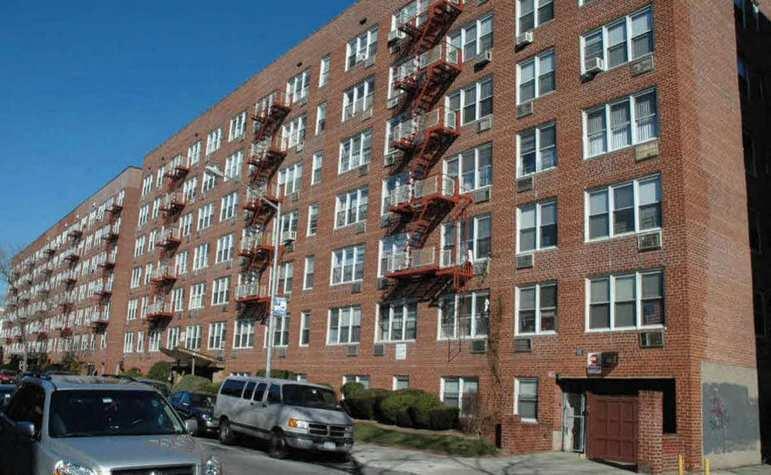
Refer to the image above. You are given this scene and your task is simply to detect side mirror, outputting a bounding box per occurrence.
[184,418,198,436]
[15,421,36,441]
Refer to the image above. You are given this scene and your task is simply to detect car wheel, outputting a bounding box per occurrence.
[218,418,236,445]
[269,429,289,459]
[195,418,205,437]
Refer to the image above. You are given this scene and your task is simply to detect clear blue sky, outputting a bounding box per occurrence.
[0,0,352,295]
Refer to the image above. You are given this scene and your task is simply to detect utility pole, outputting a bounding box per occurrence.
[265,200,281,379]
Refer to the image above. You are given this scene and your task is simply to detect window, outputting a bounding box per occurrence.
[272,314,290,347]
[151,198,161,220]
[446,77,493,126]
[215,234,234,263]
[588,270,664,330]
[517,0,553,33]
[516,283,557,335]
[279,210,299,243]
[378,233,407,277]
[331,245,366,285]
[278,163,303,197]
[311,153,323,185]
[182,178,198,201]
[197,203,214,230]
[335,187,368,228]
[172,287,185,312]
[220,192,238,221]
[303,256,315,290]
[378,302,418,342]
[517,49,555,104]
[224,151,243,179]
[175,251,188,275]
[141,176,153,197]
[202,171,217,193]
[343,77,375,121]
[515,378,539,421]
[189,282,206,310]
[133,236,146,258]
[445,143,492,193]
[278,262,294,295]
[315,103,327,134]
[127,299,138,321]
[206,128,222,156]
[300,312,311,346]
[584,89,658,158]
[393,376,410,391]
[439,290,490,339]
[188,141,201,165]
[123,332,134,353]
[518,200,557,253]
[581,7,654,72]
[192,243,209,271]
[517,123,556,176]
[282,115,306,149]
[185,325,202,350]
[234,320,255,349]
[286,70,310,104]
[166,327,180,349]
[319,55,331,87]
[449,15,494,61]
[441,377,479,414]
[343,375,370,389]
[130,267,142,289]
[212,277,230,305]
[307,204,319,236]
[586,175,661,240]
[138,205,149,227]
[179,213,193,236]
[339,129,372,173]
[228,111,247,141]
[441,214,492,264]
[327,306,362,345]
[209,322,226,350]
[148,331,161,352]
[346,27,378,70]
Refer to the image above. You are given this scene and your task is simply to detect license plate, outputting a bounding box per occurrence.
[323,441,336,450]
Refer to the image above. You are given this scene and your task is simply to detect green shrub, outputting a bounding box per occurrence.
[429,406,460,431]
[147,362,171,382]
[341,382,366,400]
[369,388,391,421]
[379,389,441,428]
[344,392,376,420]
[172,375,216,394]
[396,408,413,428]
[255,369,298,380]
[408,392,443,429]
[120,368,143,378]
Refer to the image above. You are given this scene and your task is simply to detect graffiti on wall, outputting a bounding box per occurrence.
[702,383,760,455]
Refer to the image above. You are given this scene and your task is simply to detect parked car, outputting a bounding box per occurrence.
[170,390,218,436]
[214,376,353,459]
[0,384,15,411]
[0,370,16,384]
[0,375,221,475]
[103,374,172,397]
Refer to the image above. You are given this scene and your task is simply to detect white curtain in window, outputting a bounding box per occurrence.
[635,92,658,142]
[610,102,631,150]
[587,110,607,156]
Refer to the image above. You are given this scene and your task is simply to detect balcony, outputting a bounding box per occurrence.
[243,185,280,227]
[150,265,177,288]
[159,192,186,220]
[145,301,174,322]
[395,43,462,114]
[248,139,287,183]
[90,310,109,332]
[155,228,182,254]
[383,246,473,301]
[102,226,120,245]
[253,92,291,143]
[43,247,56,259]
[98,259,116,275]
[106,201,123,221]
[60,327,73,338]
[239,233,277,271]
[92,280,113,301]
[395,0,463,57]
[235,282,270,305]
[391,107,460,178]
[164,162,190,190]
[67,227,83,242]
[63,249,81,266]
[35,331,48,342]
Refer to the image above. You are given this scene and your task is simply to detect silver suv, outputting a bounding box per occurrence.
[0,375,222,475]
[213,376,353,459]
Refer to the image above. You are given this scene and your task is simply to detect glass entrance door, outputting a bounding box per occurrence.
[563,392,586,453]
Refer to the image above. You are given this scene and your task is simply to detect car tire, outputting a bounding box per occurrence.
[269,429,289,459]
[195,418,205,437]
[219,418,237,446]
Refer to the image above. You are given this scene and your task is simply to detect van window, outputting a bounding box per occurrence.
[243,382,256,400]
[220,379,246,398]
[267,384,281,404]
[253,383,267,402]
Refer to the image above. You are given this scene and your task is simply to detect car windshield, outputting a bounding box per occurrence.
[282,385,339,411]
[49,390,185,438]
[189,393,213,408]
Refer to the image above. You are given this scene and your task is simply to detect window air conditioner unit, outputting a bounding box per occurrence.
[283,231,297,244]
[387,96,401,110]
[377,277,388,290]
[373,343,385,357]
[516,31,534,48]
[474,50,493,68]
[384,151,399,167]
[346,344,360,357]
[639,331,664,349]
[351,281,362,294]
[630,56,655,77]
[584,57,605,75]
[635,140,660,162]
[289,192,300,203]
[361,107,374,120]
[358,163,370,176]
[637,231,662,252]
[364,55,376,68]
[516,177,533,193]
[477,116,493,133]
[516,101,534,118]
[387,30,404,46]
[470,339,488,354]
[473,187,491,203]
[357,52,368,63]
[276,347,288,359]
[355,222,366,234]
[295,142,304,153]
[514,338,532,353]
[516,253,534,270]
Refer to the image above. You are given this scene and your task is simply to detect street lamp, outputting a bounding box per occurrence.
[257,196,281,379]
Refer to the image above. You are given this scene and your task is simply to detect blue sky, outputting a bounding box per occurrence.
[0,0,352,295]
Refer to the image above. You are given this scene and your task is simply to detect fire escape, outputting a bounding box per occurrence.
[382,247,473,304]
[164,159,190,192]
[159,192,186,224]
[393,0,464,58]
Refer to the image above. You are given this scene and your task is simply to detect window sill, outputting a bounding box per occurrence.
[437,335,488,342]
[326,342,361,347]
[516,247,557,256]
[583,137,659,162]
[519,418,539,425]
[581,53,655,77]
[585,325,665,334]
[585,228,662,245]
[517,167,556,180]
[516,331,557,338]
[375,339,416,345]
[329,280,364,288]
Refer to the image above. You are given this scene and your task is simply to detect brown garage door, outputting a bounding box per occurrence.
[587,394,638,465]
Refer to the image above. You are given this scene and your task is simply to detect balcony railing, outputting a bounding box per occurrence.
[236,283,270,302]
[385,247,437,275]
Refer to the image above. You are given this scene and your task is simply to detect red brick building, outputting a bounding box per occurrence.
[4,0,770,471]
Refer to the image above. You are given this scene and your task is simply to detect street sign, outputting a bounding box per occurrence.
[587,352,602,376]
[273,297,287,318]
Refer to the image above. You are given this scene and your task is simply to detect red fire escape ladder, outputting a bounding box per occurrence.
[253,96,291,144]
[249,138,287,183]
[412,60,462,114]
[398,0,464,58]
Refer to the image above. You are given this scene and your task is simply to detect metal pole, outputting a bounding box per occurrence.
[265,200,281,379]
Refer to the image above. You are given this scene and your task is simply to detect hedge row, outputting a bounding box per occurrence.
[342,383,459,431]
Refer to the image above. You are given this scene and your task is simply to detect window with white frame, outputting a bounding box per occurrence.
[215,234,234,263]
[172,287,185,312]
[278,262,293,295]
[339,129,372,173]
[449,14,494,61]
[300,312,311,346]
[272,314,290,347]
[517,49,555,104]
[167,327,180,349]
[517,123,556,177]
[141,176,153,197]
[179,213,193,236]
[582,7,654,73]
[346,27,378,70]
[517,200,557,253]
[439,290,490,339]
[127,299,138,320]
[584,89,658,158]
[182,178,198,201]
[303,256,315,290]
[343,77,375,121]
[286,70,310,104]
[381,173,409,213]
[123,332,134,353]
[155,166,165,188]
[311,153,323,185]
[148,330,161,352]
[315,103,327,135]
[586,175,661,240]
[212,277,230,305]
[233,320,255,349]
[138,205,149,226]
[282,115,306,149]
[209,322,226,350]
[378,233,408,277]
[515,378,538,421]
[228,111,247,142]
[133,236,146,258]
[220,192,238,221]
[130,267,142,289]
[445,142,492,193]
[331,245,366,285]
[185,325,202,350]
[206,128,222,156]
[447,77,493,126]
[197,203,214,230]
[378,302,417,342]
[188,141,201,165]
[192,243,209,271]
[319,55,331,87]
[588,270,664,330]
[279,210,299,242]
[189,282,206,310]
[394,376,410,390]
[307,204,319,236]
[224,151,243,179]
[175,251,188,275]
[516,283,557,335]
[441,377,479,414]
[202,171,217,193]
[151,198,161,220]
[343,375,370,388]
[278,163,303,197]
[441,214,491,264]
[517,0,554,33]
[335,187,368,228]
[327,306,362,345]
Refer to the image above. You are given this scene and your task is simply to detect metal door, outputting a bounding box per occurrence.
[587,394,638,465]
[562,392,586,453]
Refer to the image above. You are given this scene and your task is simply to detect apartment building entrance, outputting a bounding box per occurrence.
[586,394,639,466]
[562,392,586,453]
